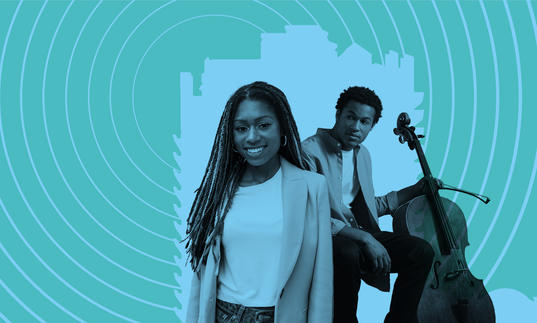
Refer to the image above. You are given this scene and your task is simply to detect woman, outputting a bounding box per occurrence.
[185,81,333,323]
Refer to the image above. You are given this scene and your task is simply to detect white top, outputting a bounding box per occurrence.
[341,149,358,208]
[217,168,283,306]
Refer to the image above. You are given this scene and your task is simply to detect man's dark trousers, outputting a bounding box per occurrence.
[332,189,434,323]
[333,231,434,323]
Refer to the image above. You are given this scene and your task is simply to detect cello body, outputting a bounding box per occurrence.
[393,197,495,323]
[392,112,495,323]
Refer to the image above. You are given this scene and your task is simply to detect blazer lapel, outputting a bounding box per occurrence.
[354,149,389,291]
[278,158,307,292]
[355,147,379,224]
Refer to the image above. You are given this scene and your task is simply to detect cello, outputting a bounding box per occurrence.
[392,113,495,323]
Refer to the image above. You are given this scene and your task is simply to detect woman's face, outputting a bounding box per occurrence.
[232,99,281,167]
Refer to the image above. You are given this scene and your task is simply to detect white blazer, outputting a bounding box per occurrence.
[186,157,333,322]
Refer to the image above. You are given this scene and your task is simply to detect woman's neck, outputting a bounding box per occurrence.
[240,155,281,186]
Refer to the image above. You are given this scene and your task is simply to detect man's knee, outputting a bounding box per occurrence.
[333,235,363,268]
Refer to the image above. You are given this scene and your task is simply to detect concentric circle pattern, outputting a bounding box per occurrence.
[1,1,536,322]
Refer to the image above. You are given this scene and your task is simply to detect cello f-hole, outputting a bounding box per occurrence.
[431,261,441,289]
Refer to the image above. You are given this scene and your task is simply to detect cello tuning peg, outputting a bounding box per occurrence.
[418,134,425,139]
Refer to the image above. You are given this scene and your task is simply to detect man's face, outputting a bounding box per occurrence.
[333,101,376,150]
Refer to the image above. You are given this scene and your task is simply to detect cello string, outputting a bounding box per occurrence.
[412,131,460,253]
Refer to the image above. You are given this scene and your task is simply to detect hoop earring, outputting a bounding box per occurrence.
[281,135,288,147]
[232,146,239,153]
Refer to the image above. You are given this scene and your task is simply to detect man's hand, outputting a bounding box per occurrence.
[362,233,391,276]
[338,227,391,276]
[415,176,443,194]
[397,177,443,205]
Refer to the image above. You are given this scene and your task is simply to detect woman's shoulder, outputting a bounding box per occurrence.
[295,167,327,190]
[301,168,325,182]
[281,158,326,187]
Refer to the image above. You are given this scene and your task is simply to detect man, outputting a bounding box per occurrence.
[302,86,435,323]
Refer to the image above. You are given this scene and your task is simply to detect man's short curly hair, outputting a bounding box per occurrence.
[335,86,383,125]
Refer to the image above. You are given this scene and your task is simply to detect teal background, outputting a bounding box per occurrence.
[0,0,536,322]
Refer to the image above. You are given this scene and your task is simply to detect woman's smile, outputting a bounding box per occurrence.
[244,146,266,156]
